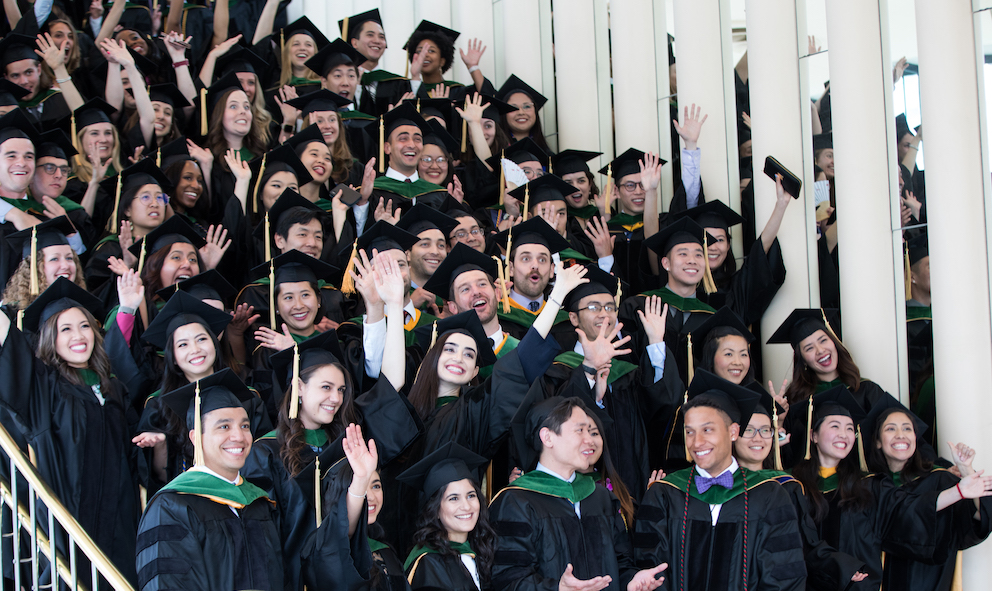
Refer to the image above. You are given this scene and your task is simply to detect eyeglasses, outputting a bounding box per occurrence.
[578,302,618,314]
[512,103,535,111]
[742,426,774,439]
[137,193,169,205]
[421,156,447,165]
[40,163,71,177]
[522,167,545,178]
[453,227,482,240]
[619,181,645,193]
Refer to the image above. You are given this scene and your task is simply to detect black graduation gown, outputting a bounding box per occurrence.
[368,542,413,591]
[407,552,481,591]
[701,237,786,327]
[335,309,435,393]
[906,305,933,394]
[0,322,141,583]
[489,479,637,590]
[633,468,807,591]
[882,469,992,591]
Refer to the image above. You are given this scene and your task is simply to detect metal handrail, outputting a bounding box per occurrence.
[0,420,134,590]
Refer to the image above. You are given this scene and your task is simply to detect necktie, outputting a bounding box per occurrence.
[528,301,540,312]
[404,178,412,183]
[489,337,497,350]
[404,311,413,324]
[696,470,734,493]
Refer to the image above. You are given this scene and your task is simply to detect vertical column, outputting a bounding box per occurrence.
[451,0,497,87]
[672,0,742,255]
[552,1,609,157]
[745,0,821,384]
[915,0,992,582]
[496,0,543,88]
[380,0,417,75]
[824,0,906,397]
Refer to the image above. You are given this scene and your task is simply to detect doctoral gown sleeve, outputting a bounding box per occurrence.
[871,474,940,561]
[407,553,480,591]
[300,485,373,591]
[783,481,864,591]
[723,237,787,326]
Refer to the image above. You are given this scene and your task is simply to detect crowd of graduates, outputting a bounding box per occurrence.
[0,1,985,590]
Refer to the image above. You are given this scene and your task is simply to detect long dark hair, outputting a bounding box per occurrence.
[277,361,358,477]
[36,306,114,395]
[792,417,873,523]
[408,329,480,421]
[328,463,388,588]
[698,327,755,385]
[160,321,226,394]
[139,245,197,301]
[706,228,739,286]
[164,159,211,221]
[586,412,635,526]
[784,331,861,405]
[411,478,497,584]
[500,102,551,154]
[866,407,932,483]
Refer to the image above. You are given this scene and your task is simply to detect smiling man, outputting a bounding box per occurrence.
[371,103,448,209]
[395,204,459,291]
[633,370,807,591]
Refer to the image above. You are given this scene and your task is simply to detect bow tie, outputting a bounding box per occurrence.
[696,470,734,493]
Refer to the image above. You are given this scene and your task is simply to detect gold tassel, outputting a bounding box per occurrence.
[110,173,123,229]
[289,342,300,419]
[15,309,23,331]
[686,333,694,385]
[498,150,505,207]
[200,87,208,136]
[314,455,322,527]
[952,552,963,591]
[804,399,814,460]
[603,164,613,214]
[429,321,438,349]
[340,240,359,294]
[29,226,38,296]
[820,308,843,348]
[614,281,622,308]
[683,393,691,462]
[378,117,385,173]
[70,113,79,164]
[416,99,420,113]
[264,212,271,261]
[269,260,277,330]
[522,184,530,221]
[904,241,912,301]
[460,97,468,153]
[701,232,717,294]
[857,425,868,473]
[341,17,349,39]
[493,255,510,313]
[193,380,205,466]
[280,29,285,61]
[252,154,266,215]
[137,237,147,274]
[548,158,553,176]
[156,147,162,168]
[772,411,783,471]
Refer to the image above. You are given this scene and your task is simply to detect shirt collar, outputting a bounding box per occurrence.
[385,167,419,183]
[510,289,543,309]
[536,462,576,483]
[403,300,417,319]
[695,457,739,480]
[190,465,240,486]
[487,326,504,348]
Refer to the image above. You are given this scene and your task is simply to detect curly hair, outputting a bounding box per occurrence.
[2,249,87,310]
[36,306,114,395]
[276,361,359,477]
[206,88,271,168]
[411,478,497,584]
[73,126,123,184]
[303,112,354,183]
[405,31,456,74]
[784,331,861,406]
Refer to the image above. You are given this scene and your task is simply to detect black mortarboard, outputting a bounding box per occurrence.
[861,393,928,442]
[126,215,206,261]
[676,200,746,232]
[396,441,487,505]
[68,98,117,130]
[254,188,327,242]
[6,216,74,260]
[497,74,548,110]
[686,369,761,427]
[36,129,76,160]
[141,290,233,350]
[155,269,237,305]
[101,159,175,227]
[22,277,103,334]
[305,38,367,78]
[503,137,549,168]
[493,217,571,256]
[341,221,419,259]
[339,9,383,40]
[279,16,331,49]
[508,174,577,211]
[215,46,268,79]
[156,136,194,170]
[797,385,868,466]
[149,84,192,109]
[404,20,461,48]
[0,108,39,146]
[690,306,755,347]
[598,148,653,181]
[382,102,429,138]
[643,216,718,257]
[286,89,352,116]
[813,132,832,152]
[552,149,602,176]
[561,264,627,313]
[396,204,459,238]
[203,71,246,115]
[250,143,313,194]
[249,249,336,286]
[422,243,499,300]
[284,123,327,154]
[406,98,454,127]
[423,118,459,154]
[118,4,152,34]
[895,114,913,138]
[766,308,842,348]
[0,34,38,69]
[907,234,928,266]
[413,310,498,366]
[0,79,29,106]
[269,329,345,393]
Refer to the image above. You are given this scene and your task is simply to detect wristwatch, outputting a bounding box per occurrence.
[282,124,295,134]
[580,364,597,376]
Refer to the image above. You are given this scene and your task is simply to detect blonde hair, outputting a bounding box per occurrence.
[46,19,81,74]
[73,126,123,184]
[2,249,87,310]
[303,112,353,182]
[278,34,321,87]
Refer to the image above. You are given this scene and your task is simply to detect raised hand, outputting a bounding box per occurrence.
[893,56,908,83]
[199,225,231,270]
[224,149,252,183]
[228,303,260,339]
[648,469,666,487]
[594,366,610,404]
[459,38,486,69]
[455,93,488,123]
[350,248,383,310]
[496,213,522,233]
[636,296,668,345]
[549,261,589,299]
[956,470,992,499]
[254,323,295,351]
[164,32,191,62]
[536,203,558,232]
[371,250,405,309]
[100,38,133,67]
[639,152,663,193]
[409,46,427,80]
[128,145,145,165]
[672,104,707,151]
[36,33,69,71]
[40,196,67,220]
[948,442,977,477]
[116,269,145,311]
[343,423,379,487]
[276,85,301,125]
[314,317,340,332]
[428,85,451,99]
[132,432,166,448]
[447,174,464,202]
[768,378,790,418]
[807,35,821,55]
[186,139,213,167]
[578,321,632,370]
[359,157,376,202]
[372,197,401,225]
[581,215,615,259]
[208,34,243,60]
[87,141,111,183]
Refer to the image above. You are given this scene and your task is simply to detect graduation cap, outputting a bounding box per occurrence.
[497,74,548,111]
[6,216,75,298]
[907,234,928,266]
[382,102,429,139]
[286,89,352,117]
[423,118,459,155]
[337,221,419,295]
[413,310,498,366]
[493,217,571,258]
[0,108,40,146]
[196,72,246,136]
[766,308,842,349]
[598,148,658,215]
[247,143,313,216]
[895,113,913,138]
[284,122,327,154]
[802,385,868,468]
[561,264,626,313]
[305,38,368,78]
[422,243,499,300]
[148,84,192,109]
[503,137,550,170]
[158,368,256,467]
[118,4,153,35]
[21,277,103,334]
[404,20,461,49]
[339,9,383,40]
[249,249,336,329]
[0,79,30,106]
[64,98,116,147]
[643,217,720,294]
[746,382,787,470]
[551,149,602,177]
[0,34,39,70]
[690,306,755,348]
[215,46,268,79]
[396,204,459,239]
[100,158,174,232]
[36,129,77,161]
[860,393,928,447]
[126,215,206,274]
[155,269,237,306]
[141,289,233,350]
[675,200,746,233]
[253,188,328,260]
[812,132,832,152]
[405,98,454,127]
[508,174,577,216]
[269,329,345,419]
[510,393,572,472]
[276,16,331,52]
[154,136,194,170]
[686,369,761,430]
[396,441,487,505]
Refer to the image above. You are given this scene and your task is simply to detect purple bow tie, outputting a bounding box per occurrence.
[696,470,734,493]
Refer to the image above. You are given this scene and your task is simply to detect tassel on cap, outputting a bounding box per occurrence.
[378,117,385,173]
[264,212,271,262]
[701,232,717,294]
[110,174,123,229]
[15,308,23,331]
[686,333,694,385]
[314,455,322,527]
[429,321,438,349]
[29,226,38,296]
[193,380,205,466]
[502,226,514,311]
[493,255,511,313]
[857,425,868,473]
[772,411,783,471]
[904,241,912,301]
[289,343,300,419]
[498,151,505,207]
[269,260,277,330]
[341,17,349,38]
[820,308,843,349]
[804,399,814,460]
[341,240,359,294]
[252,154,266,215]
[156,147,161,168]
[200,88,208,137]
[603,164,613,214]
[614,281,622,308]
[280,29,285,61]
[522,184,530,221]
[137,237,147,274]
[460,97,468,153]
[682,393,691,462]
[416,99,420,113]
